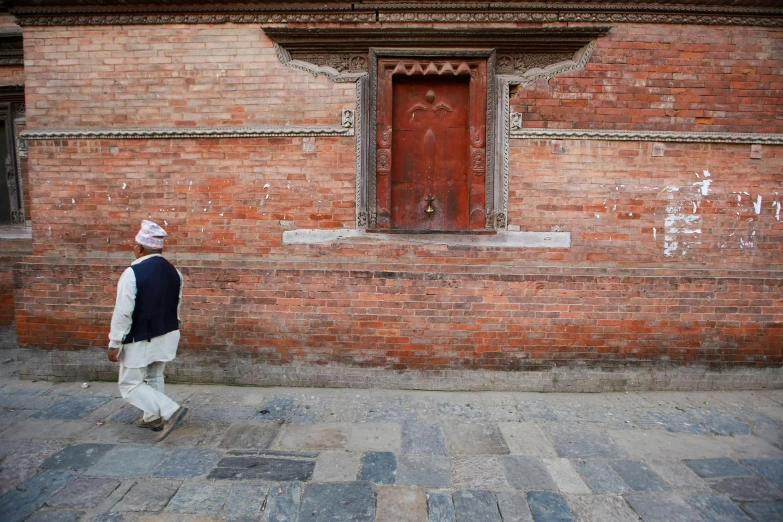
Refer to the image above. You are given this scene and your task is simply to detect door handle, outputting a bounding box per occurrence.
[425,194,435,215]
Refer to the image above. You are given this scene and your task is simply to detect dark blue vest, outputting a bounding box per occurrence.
[123,256,181,344]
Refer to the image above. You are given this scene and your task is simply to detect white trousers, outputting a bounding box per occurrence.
[118,361,180,422]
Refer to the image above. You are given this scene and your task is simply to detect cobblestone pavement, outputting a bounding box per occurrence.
[0,348,781,522]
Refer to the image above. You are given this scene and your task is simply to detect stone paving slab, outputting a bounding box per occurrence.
[427,492,456,522]
[0,419,95,442]
[647,459,711,492]
[684,458,754,479]
[166,480,232,515]
[375,485,427,522]
[442,421,509,455]
[608,459,670,492]
[501,456,556,491]
[685,493,754,522]
[397,454,451,488]
[263,481,301,522]
[348,422,402,453]
[208,454,316,481]
[358,451,397,484]
[608,429,733,459]
[625,492,708,522]
[741,459,783,490]
[495,491,533,522]
[401,421,448,457]
[543,458,591,494]
[25,508,83,522]
[298,482,376,522]
[312,450,362,482]
[151,448,224,478]
[82,446,170,479]
[273,423,350,451]
[0,441,65,497]
[112,478,182,512]
[40,443,115,471]
[564,494,639,522]
[32,396,112,420]
[0,469,79,522]
[545,423,628,459]
[709,476,783,502]
[45,478,121,510]
[573,459,631,494]
[451,456,509,491]
[217,421,280,450]
[220,480,269,518]
[740,500,783,521]
[526,490,576,522]
[452,490,502,522]
[497,423,557,458]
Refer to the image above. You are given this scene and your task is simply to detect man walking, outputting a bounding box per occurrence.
[108,220,188,441]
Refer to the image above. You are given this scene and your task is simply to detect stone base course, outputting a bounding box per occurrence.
[17,346,783,392]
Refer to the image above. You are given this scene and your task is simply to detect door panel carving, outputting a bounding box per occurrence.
[376,58,487,231]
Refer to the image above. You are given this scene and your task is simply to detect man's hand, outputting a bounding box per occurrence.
[107,347,120,363]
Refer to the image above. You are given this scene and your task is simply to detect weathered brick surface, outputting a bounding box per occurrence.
[13,262,783,370]
[0,240,32,326]
[27,137,355,256]
[22,25,355,128]
[507,140,782,270]
[513,24,783,134]
[0,66,24,86]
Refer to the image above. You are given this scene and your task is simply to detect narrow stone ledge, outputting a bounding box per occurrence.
[0,226,32,239]
[282,229,571,248]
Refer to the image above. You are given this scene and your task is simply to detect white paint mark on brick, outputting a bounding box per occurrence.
[753,195,762,214]
[122,183,127,189]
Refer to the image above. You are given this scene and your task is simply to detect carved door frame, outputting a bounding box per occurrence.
[0,100,26,226]
[366,48,497,230]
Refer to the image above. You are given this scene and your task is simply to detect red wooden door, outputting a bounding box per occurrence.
[375,58,487,231]
[391,77,470,230]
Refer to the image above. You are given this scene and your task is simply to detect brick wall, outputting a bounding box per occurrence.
[514,24,783,134]
[22,24,355,128]
[14,262,783,369]
[13,19,783,382]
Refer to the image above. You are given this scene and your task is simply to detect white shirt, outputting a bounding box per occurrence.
[108,254,184,369]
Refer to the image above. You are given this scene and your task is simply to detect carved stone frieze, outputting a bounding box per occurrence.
[21,115,355,141]
[290,53,368,74]
[9,2,781,26]
[508,124,783,145]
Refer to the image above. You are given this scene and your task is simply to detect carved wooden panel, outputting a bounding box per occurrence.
[375,58,487,230]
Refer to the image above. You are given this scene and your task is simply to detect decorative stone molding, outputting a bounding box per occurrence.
[509,125,783,145]
[21,118,355,141]
[9,2,782,26]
